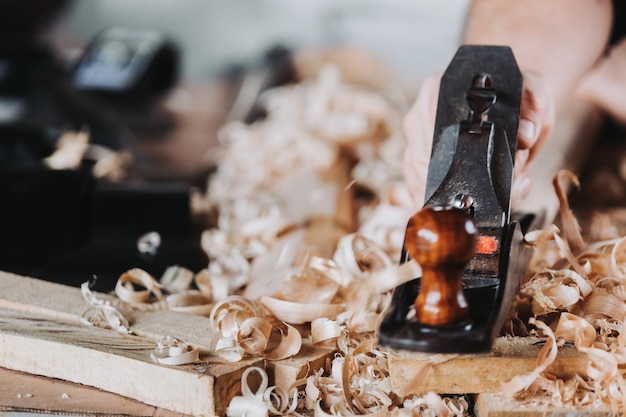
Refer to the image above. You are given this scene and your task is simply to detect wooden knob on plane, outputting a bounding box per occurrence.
[405,206,478,326]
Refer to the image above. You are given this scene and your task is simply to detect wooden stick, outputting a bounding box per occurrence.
[0,309,256,416]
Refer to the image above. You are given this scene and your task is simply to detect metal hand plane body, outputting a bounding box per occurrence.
[378,45,530,353]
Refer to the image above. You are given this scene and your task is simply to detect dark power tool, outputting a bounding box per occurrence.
[378,45,533,353]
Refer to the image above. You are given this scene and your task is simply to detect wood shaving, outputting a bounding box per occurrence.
[150,336,200,366]
[44,128,130,179]
[79,67,626,416]
[502,170,626,412]
[207,295,302,362]
[92,68,472,414]
[44,129,90,170]
[137,231,161,256]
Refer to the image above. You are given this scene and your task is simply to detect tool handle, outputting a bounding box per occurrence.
[405,206,478,326]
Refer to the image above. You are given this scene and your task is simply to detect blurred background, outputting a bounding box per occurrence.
[51,1,469,85]
[0,0,469,288]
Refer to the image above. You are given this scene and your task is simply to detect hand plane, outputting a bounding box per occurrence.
[378,45,533,353]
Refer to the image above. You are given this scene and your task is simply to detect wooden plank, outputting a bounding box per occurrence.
[0,270,216,350]
[0,270,338,414]
[0,367,183,416]
[0,271,262,416]
[0,309,259,416]
[387,337,589,395]
[475,393,614,417]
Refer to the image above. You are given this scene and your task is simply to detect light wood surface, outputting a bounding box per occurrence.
[475,393,614,417]
[0,271,260,415]
[0,309,231,416]
[387,336,588,395]
[0,270,336,415]
[0,367,183,416]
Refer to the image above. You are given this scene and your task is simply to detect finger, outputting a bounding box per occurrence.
[518,70,556,161]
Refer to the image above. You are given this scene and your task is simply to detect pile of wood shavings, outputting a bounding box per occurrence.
[80,67,472,416]
[196,67,468,416]
[501,170,626,413]
[85,67,626,415]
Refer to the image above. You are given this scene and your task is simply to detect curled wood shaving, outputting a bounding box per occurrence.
[208,296,303,361]
[80,281,132,333]
[159,265,193,293]
[311,318,343,346]
[502,318,558,395]
[357,203,413,261]
[166,292,213,316]
[226,366,300,417]
[105,70,477,416]
[150,336,200,366]
[261,296,346,325]
[402,392,469,417]
[507,171,626,411]
[554,312,596,348]
[554,170,585,254]
[285,331,468,416]
[115,268,164,304]
[137,231,161,256]
[80,304,131,334]
[226,367,271,417]
[583,292,626,323]
[523,269,591,316]
[264,323,303,361]
[194,268,229,301]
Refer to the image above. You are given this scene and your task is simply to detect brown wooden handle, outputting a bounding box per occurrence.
[405,206,478,326]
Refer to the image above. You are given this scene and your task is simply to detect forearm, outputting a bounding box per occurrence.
[463,0,612,108]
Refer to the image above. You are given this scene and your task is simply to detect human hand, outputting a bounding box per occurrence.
[576,37,626,126]
[403,69,555,208]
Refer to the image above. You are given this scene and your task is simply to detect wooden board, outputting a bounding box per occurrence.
[0,308,260,417]
[475,393,614,417]
[0,269,218,349]
[387,336,589,396]
[0,270,334,415]
[0,271,261,416]
[0,367,183,416]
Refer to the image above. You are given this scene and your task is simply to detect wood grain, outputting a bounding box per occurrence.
[0,367,183,416]
[0,309,251,416]
[0,270,335,415]
[475,393,614,417]
[387,336,589,395]
[0,271,262,416]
